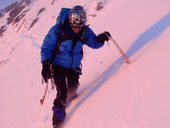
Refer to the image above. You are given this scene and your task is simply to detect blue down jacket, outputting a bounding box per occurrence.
[41,23,104,69]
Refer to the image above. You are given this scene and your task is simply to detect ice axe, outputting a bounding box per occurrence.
[40,80,49,105]
[106,33,130,63]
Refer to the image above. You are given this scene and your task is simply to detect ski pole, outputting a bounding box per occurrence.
[106,34,130,63]
[40,80,49,105]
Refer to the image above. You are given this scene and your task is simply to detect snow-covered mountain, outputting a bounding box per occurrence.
[0,0,170,128]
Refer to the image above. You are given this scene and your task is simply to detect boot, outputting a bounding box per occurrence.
[52,100,66,126]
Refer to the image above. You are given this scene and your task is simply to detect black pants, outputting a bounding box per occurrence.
[52,65,80,108]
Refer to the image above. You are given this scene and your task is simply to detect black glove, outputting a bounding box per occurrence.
[96,31,111,43]
[41,60,51,83]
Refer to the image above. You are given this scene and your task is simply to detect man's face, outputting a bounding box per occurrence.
[72,27,81,33]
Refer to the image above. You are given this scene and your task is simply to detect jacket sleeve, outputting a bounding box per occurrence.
[41,24,60,63]
[84,27,104,49]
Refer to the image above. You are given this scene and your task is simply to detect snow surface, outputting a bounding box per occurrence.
[0,0,170,128]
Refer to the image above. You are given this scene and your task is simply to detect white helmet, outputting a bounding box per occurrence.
[69,5,86,29]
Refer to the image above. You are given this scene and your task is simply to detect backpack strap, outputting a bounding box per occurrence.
[52,20,87,58]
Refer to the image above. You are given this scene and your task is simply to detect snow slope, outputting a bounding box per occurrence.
[0,0,170,128]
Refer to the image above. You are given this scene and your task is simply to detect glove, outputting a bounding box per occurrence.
[96,31,111,43]
[41,60,51,83]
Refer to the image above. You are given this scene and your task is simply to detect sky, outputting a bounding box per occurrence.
[0,0,170,128]
[0,0,18,9]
